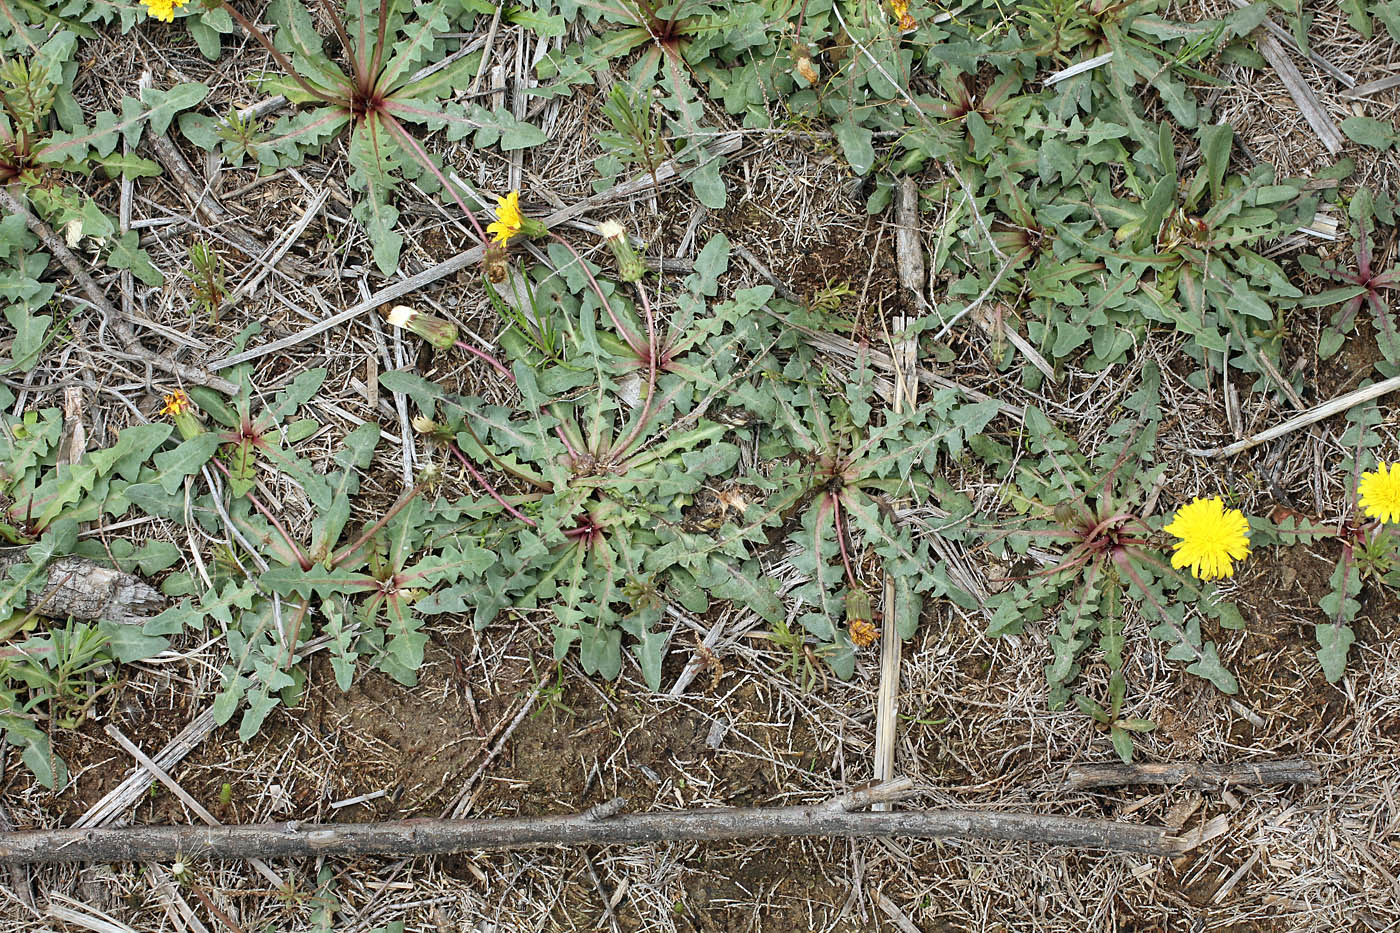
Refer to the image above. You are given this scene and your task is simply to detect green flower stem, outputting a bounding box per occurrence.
[548,403,589,462]
[379,112,491,248]
[832,493,860,592]
[330,484,425,567]
[447,442,538,527]
[549,233,646,357]
[457,419,552,492]
[609,278,659,461]
[216,0,342,105]
[209,459,311,571]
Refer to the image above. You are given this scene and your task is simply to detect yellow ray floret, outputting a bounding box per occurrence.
[141,0,188,23]
[890,0,917,30]
[1358,462,1400,524]
[1164,496,1250,581]
[487,190,524,244]
[160,390,190,416]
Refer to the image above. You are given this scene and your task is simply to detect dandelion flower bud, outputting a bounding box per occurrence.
[160,390,205,441]
[384,305,458,350]
[598,220,645,283]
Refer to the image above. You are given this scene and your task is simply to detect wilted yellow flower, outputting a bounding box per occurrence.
[1358,462,1400,524]
[487,191,524,244]
[890,0,916,31]
[848,617,880,648]
[160,390,205,440]
[846,590,878,647]
[160,390,190,416]
[141,0,188,23]
[1164,497,1251,581]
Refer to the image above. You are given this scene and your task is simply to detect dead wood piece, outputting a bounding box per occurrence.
[893,178,925,294]
[145,132,316,279]
[1187,373,1400,458]
[0,189,238,396]
[0,551,164,624]
[1065,759,1320,792]
[1255,35,1344,155]
[0,804,1183,864]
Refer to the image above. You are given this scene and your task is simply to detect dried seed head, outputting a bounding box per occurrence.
[384,305,458,350]
[485,244,509,284]
[598,220,645,282]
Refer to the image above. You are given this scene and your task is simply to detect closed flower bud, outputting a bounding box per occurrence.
[385,305,458,350]
[598,220,645,282]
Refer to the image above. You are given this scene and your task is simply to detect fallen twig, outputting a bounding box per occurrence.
[1227,0,1356,88]
[0,188,238,395]
[1255,35,1344,155]
[1186,374,1400,458]
[0,550,164,624]
[0,793,1191,863]
[1065,758,1320,791]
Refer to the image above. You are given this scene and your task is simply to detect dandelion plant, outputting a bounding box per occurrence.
[191,0,547,274]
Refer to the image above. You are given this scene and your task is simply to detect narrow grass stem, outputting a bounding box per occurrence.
[453,340,514,381]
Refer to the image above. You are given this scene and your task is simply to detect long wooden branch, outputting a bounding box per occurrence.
[0,796,1192,864]
[1064,759,1321,792]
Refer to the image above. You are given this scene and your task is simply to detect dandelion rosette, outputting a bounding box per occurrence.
[1164,496,1251,581]
[1358,462,1400,524]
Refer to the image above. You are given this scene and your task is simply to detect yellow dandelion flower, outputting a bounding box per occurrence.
[1358,462,1400,524]
[487,190,524,244]
[890,0,916,30]
[160,390,190,416]
[140,0,188,23]
[1164,496,1251,581]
